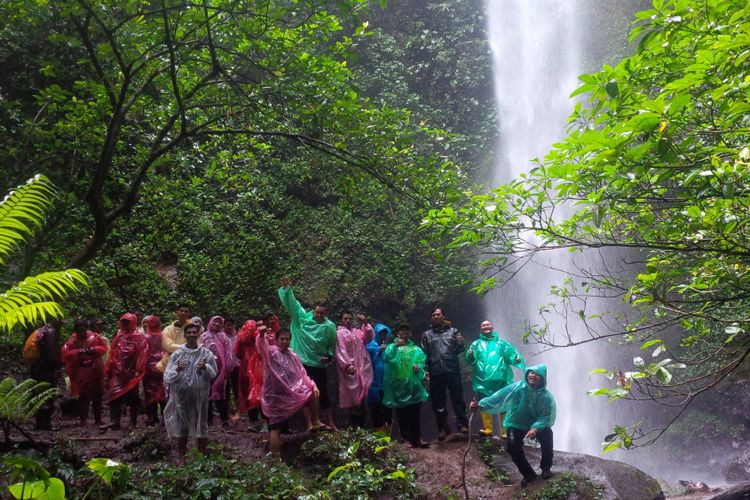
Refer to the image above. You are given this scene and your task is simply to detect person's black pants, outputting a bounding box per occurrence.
[348,401,366,428]
[304,365,330,409]
[225,367,239,407]
[394,403,422,447]
[110,387,140,427]
[429,372,468,431]
[208,400,229,424]
[369,397,392,429]
[506,427,554,479]
[78,391,103,424]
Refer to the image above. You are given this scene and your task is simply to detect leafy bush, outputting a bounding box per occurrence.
[297,429,418,499]
[0,377,57,445]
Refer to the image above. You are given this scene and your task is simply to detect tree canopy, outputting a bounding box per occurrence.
[423,0,750,447]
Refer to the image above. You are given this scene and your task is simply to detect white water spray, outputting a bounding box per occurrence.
[484,0,629,457]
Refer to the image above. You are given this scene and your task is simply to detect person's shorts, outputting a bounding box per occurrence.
[303,364,330,409]
[268,418,290,431]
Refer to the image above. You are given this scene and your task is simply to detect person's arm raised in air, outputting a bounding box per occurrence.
[277,277,307,325]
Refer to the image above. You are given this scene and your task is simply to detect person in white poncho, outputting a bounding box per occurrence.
[163,322,217,463]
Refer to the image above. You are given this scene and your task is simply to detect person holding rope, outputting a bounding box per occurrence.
[470,364,556,487]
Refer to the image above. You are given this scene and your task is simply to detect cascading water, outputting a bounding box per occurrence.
[483,0,641,460]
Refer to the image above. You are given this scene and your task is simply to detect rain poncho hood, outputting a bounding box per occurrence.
[234,320,264,412]
[478,363,556,430]
[335,325,374,408]
[382,340,429,408]
[467,331,525,395]
[366,324,392,404]
[163,344,217,438]
[105,313,148,402]
[61,330,107,397]
[278,287,336,368]
[142,315,165,406]
[199,316,231,401]
[257,329,316,424]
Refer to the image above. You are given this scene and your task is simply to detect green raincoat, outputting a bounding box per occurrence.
[382,340,429,408]
[278,287,336,368]
[466,331,525,395]
[478,364,556,431]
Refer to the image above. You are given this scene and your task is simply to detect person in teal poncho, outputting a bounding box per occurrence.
[471,364,556,487]
[383,324,429,448]
[278,278,337,429]
[466,319,525,437]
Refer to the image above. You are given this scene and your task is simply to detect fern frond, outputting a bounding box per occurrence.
[0,270,89,332]
[0,175,55,264]
[0,378,56,423]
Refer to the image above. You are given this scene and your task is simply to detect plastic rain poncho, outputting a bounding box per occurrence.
[235,320,263,412]
[104,313,148,402]
[142,316,166,406]
[335,325,374,408]
[199,316,231,401]
[366,324,392,404]
[61,331,107,397]
[163,344,217,438]
[478,364,556,431]
[278,287,335,368]
[466,331,525,395]
[382,340,428,408]
[257,330,315,425]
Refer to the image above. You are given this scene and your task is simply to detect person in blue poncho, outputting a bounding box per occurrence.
[471,364,556,487]
[366,323,393,432]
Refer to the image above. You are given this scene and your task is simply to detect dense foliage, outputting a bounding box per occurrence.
[423,0,750,446]
[0,0,496,329]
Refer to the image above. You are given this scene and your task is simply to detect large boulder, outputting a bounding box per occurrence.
[726,445,750,483]
[482,439,664,500]
[706,481,750,500]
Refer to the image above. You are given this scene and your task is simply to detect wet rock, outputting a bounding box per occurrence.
[706,481,750,500]
[726,445,750,483]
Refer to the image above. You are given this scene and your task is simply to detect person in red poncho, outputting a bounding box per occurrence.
[235,319,264,431]
[142,315,166,426]
[62,319,108,426]
[104,313,148,430]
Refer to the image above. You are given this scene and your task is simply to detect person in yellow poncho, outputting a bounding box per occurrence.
[466,319,525,437]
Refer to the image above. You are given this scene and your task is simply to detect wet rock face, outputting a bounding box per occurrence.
[706,480,750,500]
[726,445,750,483]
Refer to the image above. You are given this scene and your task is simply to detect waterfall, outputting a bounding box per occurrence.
[484,0,632,457]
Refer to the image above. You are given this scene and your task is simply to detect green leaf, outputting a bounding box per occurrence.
[8,478,65,500]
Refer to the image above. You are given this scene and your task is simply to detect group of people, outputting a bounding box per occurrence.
[22,279,557,485]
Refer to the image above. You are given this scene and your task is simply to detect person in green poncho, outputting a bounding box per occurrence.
[383,323,429,448]
[471,364,556,488]
[278,278,337,430]
[466,320,525,437]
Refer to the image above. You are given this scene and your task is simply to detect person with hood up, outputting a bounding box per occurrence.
[383,324,429,448]
[257,326,322,458]
[335,311,374,428]
[366,323,393,432]
[104,313,148,430]
[164,322,217,464]
[142,315,166,425]
[62,319,108,426]
[467,319,525,437]
[471,364,556,487]
[278,278,336,430]
[200,316,232,427]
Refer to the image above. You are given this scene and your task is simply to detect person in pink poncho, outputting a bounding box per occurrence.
[335,311,374,428]
[199,316,232,428]
[257,326,322,458]
[142,315,166,426]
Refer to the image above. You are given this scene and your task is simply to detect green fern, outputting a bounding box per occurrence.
[0,175,56,264]
[0,377,57,444]
[0,175,89,333]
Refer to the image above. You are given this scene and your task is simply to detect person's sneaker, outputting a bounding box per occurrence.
[438,429,448,441]
[541,470,553,479]
[459,425,469,434]
[521,474,538,488]
[411,441,430,449]
[478,429,493,437]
